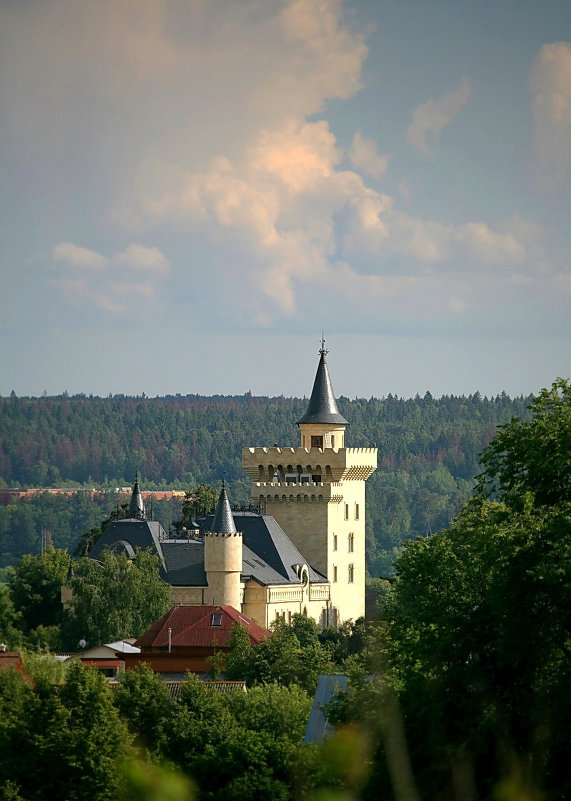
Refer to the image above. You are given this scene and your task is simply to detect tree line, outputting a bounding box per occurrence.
[0,390,532,574]
[0,379,569,800]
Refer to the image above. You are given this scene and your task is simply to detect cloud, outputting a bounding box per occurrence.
[349,131,389,177]
[114,244,171,274]
[3,0,556,339]
[406,76,471,155]
[529,42,571,190]
[52,243,108,272]
[52,243,170,314]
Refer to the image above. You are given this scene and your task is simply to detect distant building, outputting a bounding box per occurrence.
[64,639,141,679]
[80,344,377,627]
[123,604,269,678]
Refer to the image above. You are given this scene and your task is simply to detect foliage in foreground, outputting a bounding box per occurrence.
[331,379,571,801]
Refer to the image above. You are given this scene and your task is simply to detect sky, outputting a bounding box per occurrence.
[0,0,569,401]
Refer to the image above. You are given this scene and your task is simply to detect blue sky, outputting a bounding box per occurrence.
[1,0,569,400]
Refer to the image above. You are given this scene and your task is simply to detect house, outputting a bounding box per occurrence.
[123,604,269,678]
[66,639,141,679]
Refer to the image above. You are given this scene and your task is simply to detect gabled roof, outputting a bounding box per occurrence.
[135,605,269,649]
[297,348,348,426]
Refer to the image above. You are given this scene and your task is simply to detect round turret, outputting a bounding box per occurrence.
[204,484,243,609]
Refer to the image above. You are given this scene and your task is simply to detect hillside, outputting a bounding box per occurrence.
[0,391,532,574]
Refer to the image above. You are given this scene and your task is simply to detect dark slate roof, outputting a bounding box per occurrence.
[89,518,169,580]
[297,350,348,426]
[89,512,327,589]
[135,605,269,649]
[210,484,237,534]
[160,540,207,586]
[201,511,327,586]
[128,475,146,519]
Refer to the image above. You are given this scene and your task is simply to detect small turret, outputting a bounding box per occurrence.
[204,483,243,609]
[297,339,348,450]
[128,473,146,519]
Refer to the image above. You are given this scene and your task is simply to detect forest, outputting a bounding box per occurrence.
[0,379,569,800]
[0,390,533,574]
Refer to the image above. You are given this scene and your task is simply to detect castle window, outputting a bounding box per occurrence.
[311,435,323,448]
[344,503,349,520]
[348,533,354,553]
[331,435,335,448]
[333,565,338,582]
[348,564,354,583]
[333,534,338,551]
[355,503,360,520]
[211,614,222,626]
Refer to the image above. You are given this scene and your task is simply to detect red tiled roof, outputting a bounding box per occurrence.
[135,605,270,650]
[0,652,25,671]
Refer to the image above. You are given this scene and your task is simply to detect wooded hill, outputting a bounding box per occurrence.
[0,391,533,574]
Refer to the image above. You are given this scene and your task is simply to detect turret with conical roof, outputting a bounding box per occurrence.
[210,481,237,534]
[204,483,243,609]
[297,339,348,450]
[297,340,348,427]
[128,473,147,519]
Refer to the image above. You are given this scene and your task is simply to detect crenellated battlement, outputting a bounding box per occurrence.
[244,446,377,456]
[242,446,377,483]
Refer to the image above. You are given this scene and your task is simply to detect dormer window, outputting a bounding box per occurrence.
[211,613,222,626]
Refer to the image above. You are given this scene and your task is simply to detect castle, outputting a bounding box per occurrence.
[85,344,377,627]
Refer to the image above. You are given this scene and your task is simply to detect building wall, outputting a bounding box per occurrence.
[242,578,331,629]
[243,445,377,624]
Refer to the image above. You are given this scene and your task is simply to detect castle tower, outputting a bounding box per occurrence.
[242,341,377,623]
[204,483,243,609]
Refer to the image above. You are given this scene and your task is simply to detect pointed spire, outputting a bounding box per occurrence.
[210,481,237,534]
[128,472,147,519]
[297,339,348,426]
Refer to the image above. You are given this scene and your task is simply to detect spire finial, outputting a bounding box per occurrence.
[319,332,328,356]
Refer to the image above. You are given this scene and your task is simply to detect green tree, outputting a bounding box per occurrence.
[380,381,571,800]
[0,585,22,649]
[0,661,133,801]
[224,618,330,693]
[174,483,219,534]
[113,663,173,755]
[63,549,171,649]
[8,548,70,632]
[476,377,571,509]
